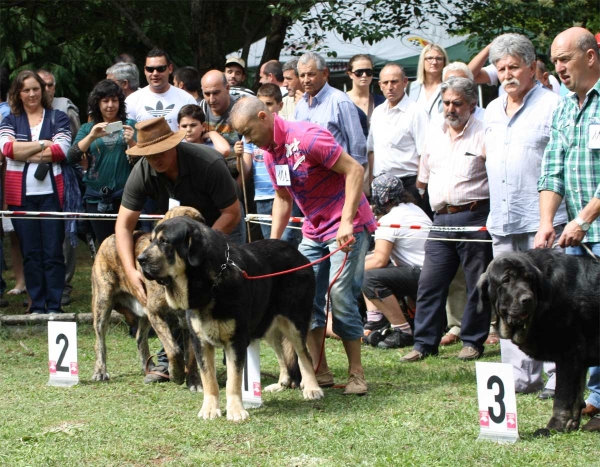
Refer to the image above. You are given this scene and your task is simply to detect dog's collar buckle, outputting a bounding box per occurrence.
[212,243,242,290]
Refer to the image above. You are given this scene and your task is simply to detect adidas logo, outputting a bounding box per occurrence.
[144,101,175,117]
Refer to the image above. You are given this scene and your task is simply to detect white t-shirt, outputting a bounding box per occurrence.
[375,203,431,268]
[125,85,196,131]
[26,113,53,195]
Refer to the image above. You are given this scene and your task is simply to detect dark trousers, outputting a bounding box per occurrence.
[362,263,421,302]
[11,194,65,313]
[86,200,121,247]
[413,206,493,354]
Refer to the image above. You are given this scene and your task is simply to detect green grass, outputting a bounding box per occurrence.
[0,242,598,466]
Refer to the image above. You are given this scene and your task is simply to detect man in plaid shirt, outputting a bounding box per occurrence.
[535,27,600,432]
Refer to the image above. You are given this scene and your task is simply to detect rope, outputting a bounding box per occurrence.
[238,154,252,242]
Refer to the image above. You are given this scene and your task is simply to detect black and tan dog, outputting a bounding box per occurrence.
[91,206,203,391]
[137,216,324,421]
[477,249,600,436]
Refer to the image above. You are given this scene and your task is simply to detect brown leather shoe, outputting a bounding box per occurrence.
[343,373,367,395]
[582,415,600,432]
[582,403,600,418]
[440,332,461,346]
[400,349,427,362]
[485,332,499,345]
[457,346,482,361]
[316,370,334,388]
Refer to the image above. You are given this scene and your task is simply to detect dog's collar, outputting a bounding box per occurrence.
[212,243,242,290]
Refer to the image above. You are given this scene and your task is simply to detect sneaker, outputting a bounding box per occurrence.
[61,293,72,307]
[343,373,367,395]
[364,316,390,332]
[538,388,555,400]
[377,328,414,349]
[457,346,482,361]
[315,370,334,388]
[400,349,428,363]
[144,364,170,384]
[363,328,388,347]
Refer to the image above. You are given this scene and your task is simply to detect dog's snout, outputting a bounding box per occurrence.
[519,294,533,305]
[137,253,148,265]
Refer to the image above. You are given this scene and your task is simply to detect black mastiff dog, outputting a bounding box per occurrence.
[477,249,600,436]
[137,216,324,421]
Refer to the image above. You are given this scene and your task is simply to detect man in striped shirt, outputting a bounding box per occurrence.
[401,77,493,363]
[535,27,600,433]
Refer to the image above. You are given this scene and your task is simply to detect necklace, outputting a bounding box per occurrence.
[28,108,44,127]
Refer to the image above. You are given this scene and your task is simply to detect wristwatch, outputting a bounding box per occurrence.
[39,141,45,151]
[574,216,590,232]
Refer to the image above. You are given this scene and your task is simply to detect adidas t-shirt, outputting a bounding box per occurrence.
[125,85,196,131]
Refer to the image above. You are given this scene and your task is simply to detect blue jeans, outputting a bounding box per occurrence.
[10,194,65,313]
[299,228,370,341]
[413,208,493,355]
[566,242,600,409]
[256,198,302,248]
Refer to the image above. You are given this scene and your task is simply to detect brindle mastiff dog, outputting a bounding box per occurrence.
[477,249,600,436]
[91,206,203,391]
[137,216,324,421]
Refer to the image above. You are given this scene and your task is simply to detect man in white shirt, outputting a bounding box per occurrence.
[367,63,429,207]
[125,49,196,131]
[484,33,568,398]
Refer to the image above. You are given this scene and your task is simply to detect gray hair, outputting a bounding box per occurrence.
[489,33,536,67]
[442,61,473,81]
[106,62,140,91]
[282,59,299,77]
[298,52,327,71]
[577,32,600,58]
[229,96,268,127]
[440,77,478,105]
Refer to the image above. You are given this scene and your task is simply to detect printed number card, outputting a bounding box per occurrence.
[47,321,79,387]
[242,340,262,409]
[476,362,519,443]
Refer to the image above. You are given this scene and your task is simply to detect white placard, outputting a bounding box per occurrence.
[47,321,79,387]
[242,340,262,409]
[475,362,519,443]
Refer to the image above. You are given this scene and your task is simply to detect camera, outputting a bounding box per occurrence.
[104,121,123,134]
[97,186,114,213]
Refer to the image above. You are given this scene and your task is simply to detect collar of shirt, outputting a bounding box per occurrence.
[271,114,287,155]
[501,81,543,114]
[385,93,411,114]
[442,113,478,141]
[566,77,600,109]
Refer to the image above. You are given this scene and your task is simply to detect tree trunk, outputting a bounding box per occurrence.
[191,0,226,75]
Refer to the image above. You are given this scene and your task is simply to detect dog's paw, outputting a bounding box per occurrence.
[264,383,285,393]
[198,405,222,420]
[226,407,250,422]
[169,363,185,386]
[533,428,551,437]
[302,387,325,400]
[188,383,203,393]
[91,372,110,382]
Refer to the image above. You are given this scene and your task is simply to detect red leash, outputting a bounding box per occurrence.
[240,238,353,374]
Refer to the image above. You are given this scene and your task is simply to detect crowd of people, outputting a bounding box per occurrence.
[0,25,598,430]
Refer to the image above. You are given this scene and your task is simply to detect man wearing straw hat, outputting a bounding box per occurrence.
[116,116,241,383]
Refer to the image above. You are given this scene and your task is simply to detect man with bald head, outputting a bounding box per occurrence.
[230,97,376,395]
[535,27,600,432]
[200,70,239,150]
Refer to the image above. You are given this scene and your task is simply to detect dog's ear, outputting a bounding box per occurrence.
[476,271,491,314]
[187,222,204,267]
[530,262,551,302]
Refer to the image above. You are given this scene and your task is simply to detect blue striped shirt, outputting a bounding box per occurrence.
[294,82,367,165]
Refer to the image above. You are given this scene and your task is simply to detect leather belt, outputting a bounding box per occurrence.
[436,200,489,215]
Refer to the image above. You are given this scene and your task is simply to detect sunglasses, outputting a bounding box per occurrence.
[145,65,168,73]
[350,69,374,77]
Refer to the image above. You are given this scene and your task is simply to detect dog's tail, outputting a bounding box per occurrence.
[281,337,301,388]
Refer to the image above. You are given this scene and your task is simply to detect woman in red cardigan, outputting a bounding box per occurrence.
[0,70,71,314]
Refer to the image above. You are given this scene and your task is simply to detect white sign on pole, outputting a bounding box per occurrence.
[47,321,79,387]
[476,362,519,443]
[242,340,262,409]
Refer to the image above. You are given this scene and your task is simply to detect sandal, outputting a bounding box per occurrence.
[7,287,26,295]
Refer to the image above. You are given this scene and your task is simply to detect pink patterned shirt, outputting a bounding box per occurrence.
[263,115,376,242]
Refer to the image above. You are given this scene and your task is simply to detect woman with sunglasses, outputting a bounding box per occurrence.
[68,79,136,246]
[0,70,72,314]
[407,44,449,119]
[346,55,385,138]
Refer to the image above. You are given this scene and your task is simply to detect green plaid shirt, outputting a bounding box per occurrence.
[538,78,600,243]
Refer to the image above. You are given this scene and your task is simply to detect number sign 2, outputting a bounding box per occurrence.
[48,321,79,387]
[475,362,519,443]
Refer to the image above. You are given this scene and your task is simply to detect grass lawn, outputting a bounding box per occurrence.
[0,242,597,466]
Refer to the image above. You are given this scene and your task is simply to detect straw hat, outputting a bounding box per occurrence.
[126,117,185,157]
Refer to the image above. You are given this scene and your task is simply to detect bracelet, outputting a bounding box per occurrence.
[39,141,44,160]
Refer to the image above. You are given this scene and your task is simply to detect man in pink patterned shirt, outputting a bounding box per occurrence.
[231,97,376,395]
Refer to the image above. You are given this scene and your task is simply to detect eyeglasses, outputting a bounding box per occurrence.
[424,57,444,63]
[350,69,374,77]
[145,65,168,73]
